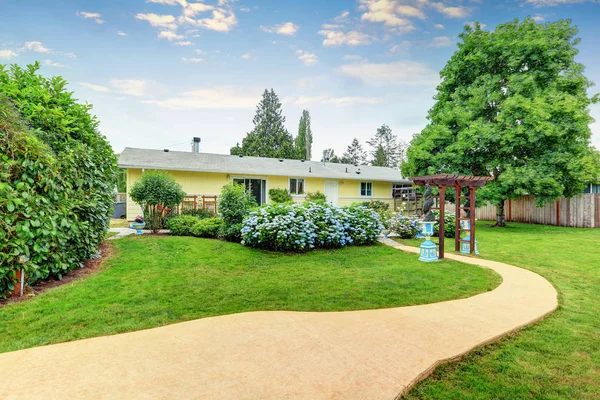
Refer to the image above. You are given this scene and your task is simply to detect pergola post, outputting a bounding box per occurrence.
[469,186,476,254]
[439,185,446,259]
[455,184,461,252]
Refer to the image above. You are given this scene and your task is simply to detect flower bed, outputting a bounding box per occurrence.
[241,202,383,252]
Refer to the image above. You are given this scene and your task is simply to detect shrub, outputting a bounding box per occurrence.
[218,183,257,242]
[387,214,420,239]
[269,188,293,203]
[433,210,456,238]
[241,203,382,252]
[0,63,117,298]
[361,200,392,228]
[305,190,327,202]
[191,218,223,238]
[167,215,201,236]
[180,208,215,219]
[130,171,185,233]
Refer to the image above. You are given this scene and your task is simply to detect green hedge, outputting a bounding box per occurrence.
[191,218,223,238]
[166,215,201,236]
[0,63,117,297]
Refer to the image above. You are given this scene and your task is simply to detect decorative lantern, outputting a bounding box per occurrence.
[418,221,439,262]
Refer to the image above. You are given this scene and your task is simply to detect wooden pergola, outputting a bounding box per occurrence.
[408,174,494,259]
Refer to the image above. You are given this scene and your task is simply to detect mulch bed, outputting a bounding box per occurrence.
[0,241,113,308]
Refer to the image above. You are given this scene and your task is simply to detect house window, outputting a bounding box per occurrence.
[289,178,305,195]
[360,182,372,197]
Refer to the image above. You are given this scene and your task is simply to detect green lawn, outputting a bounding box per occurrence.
[400,222,600,400]
[0,236,499,354]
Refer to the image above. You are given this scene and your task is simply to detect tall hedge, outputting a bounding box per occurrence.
[0,63,117,297]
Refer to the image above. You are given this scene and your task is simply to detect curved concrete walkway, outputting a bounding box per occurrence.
[0,239,557,400]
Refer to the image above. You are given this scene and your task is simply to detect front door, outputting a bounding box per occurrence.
[323,180,338,206]
[233,178,267,205]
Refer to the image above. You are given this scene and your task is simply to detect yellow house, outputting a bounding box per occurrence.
[118,147,411,220]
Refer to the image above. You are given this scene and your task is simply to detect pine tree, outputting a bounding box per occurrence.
[367,124,401,167]
[341,138,367,165]
[230,89,295,158]
[294,109,313,160]
[321,148,341,163]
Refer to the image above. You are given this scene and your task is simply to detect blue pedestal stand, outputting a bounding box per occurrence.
[131,222,145,235]
[459,219,479,255]
[418,221,439,262]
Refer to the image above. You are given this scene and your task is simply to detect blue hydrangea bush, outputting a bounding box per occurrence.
[387,214,420,239]
[241,202,383,252]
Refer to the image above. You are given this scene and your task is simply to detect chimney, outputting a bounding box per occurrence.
[192,137,201,153]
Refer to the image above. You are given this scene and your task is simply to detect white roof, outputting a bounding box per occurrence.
[118,147,409,183]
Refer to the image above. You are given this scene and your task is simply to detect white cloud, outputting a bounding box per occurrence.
[435,23,444,29]
[44,59,66,68]
[430,3,471,18]
[136,13,178,30]
[318,30,373,46]
[284,95,382,107]
[532,14,545,22]
[192,9,237,32]
[390,40,411,53]
[194,49,205,54]
[260,22,299,36]
[144,87,260,109]
[241,52,251,59]
[182,57,203,63]
[57,51,77,58]
[77,11,104,24]
[147,0,185,5]
[0,50,17,59]
[117,31,128,36]
[174,40,193,46]
[321,23,344,30]
[109,79,147,97]
[427,36,453,47]
[158,30,184,41]
[240,6,250,12]
[296,50,318,66]
[21,41,51,53]
[340,61,439,86]
[333,10,350,22]
[466,21,486,29]
[358,0,425,32]
[79,82,111,92]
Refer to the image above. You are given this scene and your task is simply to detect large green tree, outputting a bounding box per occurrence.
[230,89,295,159]
[367,124,403,168]
[294,109,313,160]
[342,138,368,165]
[403,19,599,226]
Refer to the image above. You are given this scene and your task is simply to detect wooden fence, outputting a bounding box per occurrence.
[446,194,599,228]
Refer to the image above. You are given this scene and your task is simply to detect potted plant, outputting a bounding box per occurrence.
[131,215,145,235]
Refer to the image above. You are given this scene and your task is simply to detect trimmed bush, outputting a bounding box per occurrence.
[269,188,293,203]
[0,63,117,298]
[191,218,223,238]
[388,214,420,239]
[433,210,456,238]
[241,202,383,252]
[181,208,215,219]
[305,191,326,202]
[130,171,185,233]
[218,183,257,242]
[167,215,201,236]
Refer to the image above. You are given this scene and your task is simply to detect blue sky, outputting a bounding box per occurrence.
[2,0,600,157]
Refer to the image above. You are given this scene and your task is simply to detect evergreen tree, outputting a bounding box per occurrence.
[321,148,341,163]
[403,19,600,227]
[230,89,295,158]
[294,109,313,160]
[367,124,401,167]
[342,138,368,165]
[371,144,388,167]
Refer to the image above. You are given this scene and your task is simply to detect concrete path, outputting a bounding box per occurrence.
[0,239,557,400]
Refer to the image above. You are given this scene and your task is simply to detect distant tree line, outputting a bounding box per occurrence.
[230,88,406,170]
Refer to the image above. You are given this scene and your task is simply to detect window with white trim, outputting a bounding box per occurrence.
[360,182,372,197]
[289,178,305,195]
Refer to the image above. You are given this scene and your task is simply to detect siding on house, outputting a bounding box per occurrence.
[125,168,394,220]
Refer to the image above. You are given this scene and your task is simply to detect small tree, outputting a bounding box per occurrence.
[269,188,293,203]
[130,171,185,233]
[218,183,257,241]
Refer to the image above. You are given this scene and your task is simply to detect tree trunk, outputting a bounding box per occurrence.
[494,199,506,227]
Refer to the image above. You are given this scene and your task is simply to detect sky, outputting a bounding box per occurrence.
[1,0,600,159]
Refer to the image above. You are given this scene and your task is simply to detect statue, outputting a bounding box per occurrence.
[422,184,435,221]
